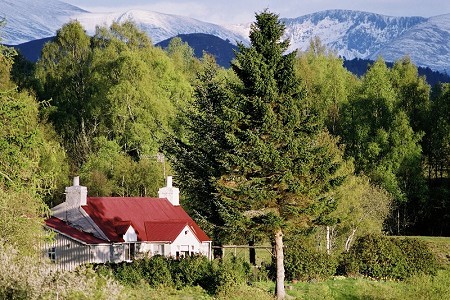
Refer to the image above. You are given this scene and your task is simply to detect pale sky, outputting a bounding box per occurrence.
[64,0,450,24]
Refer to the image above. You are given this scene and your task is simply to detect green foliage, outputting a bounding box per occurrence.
[0,45,68,252]
[338,58,428,234]
[330,174,393,252]
[211,257,252,295]
[97,255,252,296]
[295,37,356,134]
[163,54,240,243]
[141,256,173,287]
[35,21,93,166]
[80,137,163,197]
[284,244,338,281]
[220,9,348,235]
[170,255,212,288]
[341,234,438,280]
[35,20,191,196]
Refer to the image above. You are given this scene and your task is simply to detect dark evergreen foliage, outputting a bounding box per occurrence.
[343,57,450,87]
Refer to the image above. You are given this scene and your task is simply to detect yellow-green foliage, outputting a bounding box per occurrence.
[0,242,122,300]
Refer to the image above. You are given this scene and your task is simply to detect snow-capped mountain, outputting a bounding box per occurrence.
[226,10,450,73]
[0,0,87,45]
[74,10,248,45]
[0,0,247,45]
[1,1,449,72]
[282,10,426,59]
[370,14,450,72]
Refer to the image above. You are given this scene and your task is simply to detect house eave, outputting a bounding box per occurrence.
[45,225,111,246]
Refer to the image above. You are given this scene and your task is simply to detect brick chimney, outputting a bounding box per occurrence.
[65,176,87,207]
[158,176,180,206]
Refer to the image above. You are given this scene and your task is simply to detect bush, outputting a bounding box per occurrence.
[100,254,252,296]
[206,257,252,295]
[284,245,338,281]
[341,234,438,280]
[170,255,212,289]
[0,241,122,299]
[139,255,173,287]
[396,238,438,276]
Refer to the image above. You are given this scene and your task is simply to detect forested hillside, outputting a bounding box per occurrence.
[1,13,449,299]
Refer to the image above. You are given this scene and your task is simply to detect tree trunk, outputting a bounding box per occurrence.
[326,226,331,255]
[274,228,285,300]
[345,228,357,252]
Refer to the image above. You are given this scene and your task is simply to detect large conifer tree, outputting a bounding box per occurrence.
[219,10,346,299]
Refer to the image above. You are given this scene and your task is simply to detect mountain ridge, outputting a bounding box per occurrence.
[1,1,449,72]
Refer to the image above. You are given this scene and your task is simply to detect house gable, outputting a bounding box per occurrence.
[123,225,137,242]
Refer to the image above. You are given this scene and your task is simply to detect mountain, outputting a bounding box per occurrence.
[278,10,450,73]
[370,14,450,73]
[0,1,247,46]
[6,37,54,62]
[0,0,87,45]
[74,10,248,45]
[1,1,449,72]
[156,33,238,67]
[280,10,426,58]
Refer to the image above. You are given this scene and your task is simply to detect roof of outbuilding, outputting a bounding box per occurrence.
[45,217,108,244]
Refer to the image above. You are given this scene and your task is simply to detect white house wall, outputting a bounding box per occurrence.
[44,232,92,271]
[123,226,137,242]
[169,225,204,257]
[91,244,111,263]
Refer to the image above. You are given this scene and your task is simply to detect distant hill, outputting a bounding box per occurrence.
[5,34,450,86]
[343,57,450,86]
[156,33,238,67]
[6,37,54,62]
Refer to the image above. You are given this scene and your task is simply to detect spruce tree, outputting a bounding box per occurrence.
[219,10,346,299]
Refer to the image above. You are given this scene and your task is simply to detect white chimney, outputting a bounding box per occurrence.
[65,176,87,207]
[158,176,180,206]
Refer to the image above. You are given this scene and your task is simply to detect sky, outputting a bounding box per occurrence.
[64,0,450,24]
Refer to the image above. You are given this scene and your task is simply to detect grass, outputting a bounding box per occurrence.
[221,244,273,266]
[251,267,450,300]
[407,236,450,266]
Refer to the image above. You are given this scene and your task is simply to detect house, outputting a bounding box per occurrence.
[44,176,211,270]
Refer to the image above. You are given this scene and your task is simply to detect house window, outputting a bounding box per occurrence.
[48,247,56,262]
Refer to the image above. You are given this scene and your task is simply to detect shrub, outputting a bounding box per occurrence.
[394,238,438,276]
[114,262,144,285]
[139,255,173,287]
[341,234,438,280]
[208,257,252,295]
[284,245,338,281]
[170,255,212,289]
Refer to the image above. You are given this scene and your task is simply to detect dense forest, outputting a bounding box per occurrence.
[0,10,449,299]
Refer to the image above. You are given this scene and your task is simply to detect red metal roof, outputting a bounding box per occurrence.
[45,217,108,244]
[82,197,210,243]
[145,221,188,242]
